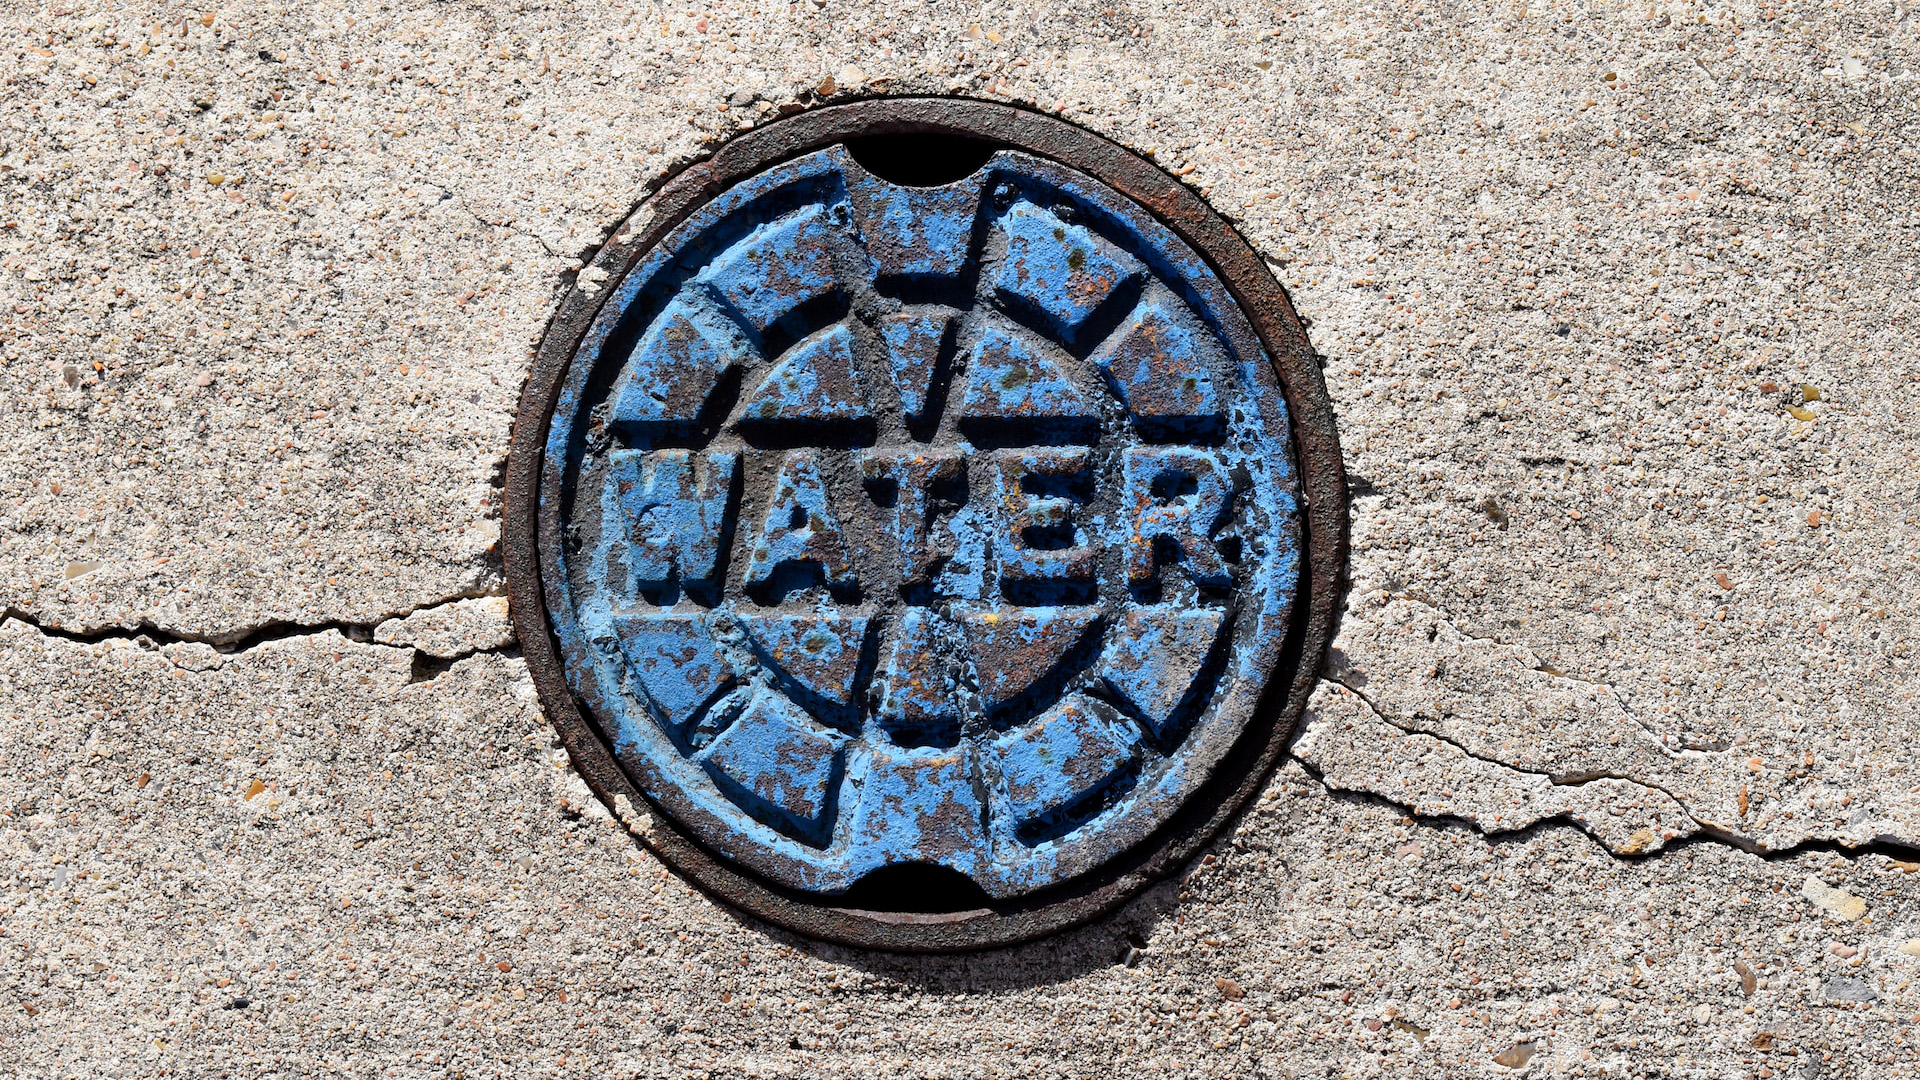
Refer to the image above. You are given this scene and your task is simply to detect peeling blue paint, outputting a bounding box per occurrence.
[992,199,1144,338]
[541,146,1302,898]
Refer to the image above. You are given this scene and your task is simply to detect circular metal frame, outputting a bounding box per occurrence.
[504,97,1347,952]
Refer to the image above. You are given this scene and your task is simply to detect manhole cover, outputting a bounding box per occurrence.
[506,100,1345,950]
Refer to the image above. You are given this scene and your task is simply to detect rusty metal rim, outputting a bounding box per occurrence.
[504,96,1347,953]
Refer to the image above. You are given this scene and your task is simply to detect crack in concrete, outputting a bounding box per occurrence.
[8,589,1913,866]
[404,641,522,684]
[426,181,570,261]
[1321,670,1697,810]
[1299,676,1920,866]
[1290,753,1920,866]
[0,586,506,653]
[1303,677,1703,857]
[1365,589,1676,751]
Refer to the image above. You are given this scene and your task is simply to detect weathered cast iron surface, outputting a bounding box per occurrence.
[506,99,1346,950]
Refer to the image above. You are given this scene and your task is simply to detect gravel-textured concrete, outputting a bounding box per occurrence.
[4,0,1918,1074]
[3,621,1917,1077]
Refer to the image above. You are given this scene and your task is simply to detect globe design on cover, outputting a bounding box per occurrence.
[540,145,1302,899]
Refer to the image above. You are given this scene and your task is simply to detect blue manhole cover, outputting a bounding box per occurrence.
[509,101,1344,949]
